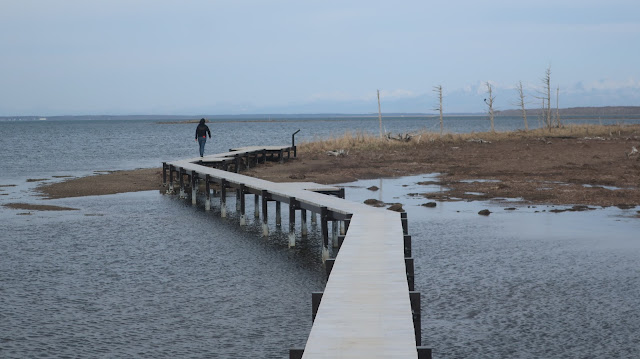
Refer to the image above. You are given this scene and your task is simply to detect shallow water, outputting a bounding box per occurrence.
[343,175,640,358]
[2,118,640,358]
[1,191,327,358]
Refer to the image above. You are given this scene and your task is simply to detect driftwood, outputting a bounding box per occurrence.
[385,133,412,142]
[327,149,348,157]
[467,138,492,144]
[625,146,639,160]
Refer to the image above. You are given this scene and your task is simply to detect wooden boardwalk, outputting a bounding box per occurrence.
[163,145,430,358]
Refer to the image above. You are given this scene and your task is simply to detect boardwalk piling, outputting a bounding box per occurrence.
[191,172,197,205]
[320,207,329,262]
[301,209,308,237]
[239,185,246,226]
[405,257,415,291]
[401,211,409,235]
[276,202,282,227]
[220,179,227,218]
[332,221,339,248]
[288,197,298,247]
[261,190,269,236]
[179,168,185,198]
[205,175,211,211]
[254,194,259,218]
[311,292,323,322]
[410,292,422,346]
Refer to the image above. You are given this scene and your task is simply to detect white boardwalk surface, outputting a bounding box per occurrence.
[167,153,418,358]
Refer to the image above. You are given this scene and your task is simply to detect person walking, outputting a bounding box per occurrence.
[195,118,211,157]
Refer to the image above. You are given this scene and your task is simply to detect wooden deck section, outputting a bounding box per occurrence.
[163,146,428,358]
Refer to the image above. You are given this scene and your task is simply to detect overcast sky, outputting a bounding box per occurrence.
[1,0,639,115]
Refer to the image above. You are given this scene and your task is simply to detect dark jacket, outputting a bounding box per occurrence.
[195,123,211,139]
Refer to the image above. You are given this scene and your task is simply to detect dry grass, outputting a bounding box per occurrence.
[299,124,640,154]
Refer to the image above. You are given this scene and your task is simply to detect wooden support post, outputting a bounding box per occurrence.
[239,185,246,226]
[179,168,185,198]
[332,221,339,248]
[401,212,408,235]
[235,188,241,212]
[311,211,317,225]
[220,179,227,218]
[205,175,211,211]
[312,292,323,322]
[288,197,298,247]
[405,257,415,291]
[261,190,269,237]
[404,235,412,258]
[320,207,329,262]
[279,149,284,163]
[162,162,167,187]
[289,349,304,359]
[191,172,197,205]
[234,155,240,173]
[301,209,308,237]
[344,215,352,233]
[262,149,266,163]
[417,347,432,359]
[168,165,175,194]
[275,201,282,227]
[337,235,345,248]
[410,291,422,346]
[254,194,259,218]
[325,258,335,279]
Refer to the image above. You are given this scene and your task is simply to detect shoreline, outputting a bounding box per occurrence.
[6,125,640,212]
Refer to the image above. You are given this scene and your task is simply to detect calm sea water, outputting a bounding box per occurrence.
[1,117,640,358]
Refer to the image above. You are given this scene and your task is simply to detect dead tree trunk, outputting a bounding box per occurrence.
[516,81,528,131]
[485,82,496,132]
[433,85,444,136]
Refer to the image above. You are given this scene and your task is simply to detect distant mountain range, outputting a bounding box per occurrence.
[2,106,640,121]
[495,106,640,117]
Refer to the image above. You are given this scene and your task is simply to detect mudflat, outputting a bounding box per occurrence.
[35,125,640,208]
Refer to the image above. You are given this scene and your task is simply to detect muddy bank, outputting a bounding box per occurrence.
[33,127,640,208]
[36,168,164,199]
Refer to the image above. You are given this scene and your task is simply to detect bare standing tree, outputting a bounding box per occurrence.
[533,65,553,131]
[377,89,383,138]
[433,85,444,136]
[555,86,561,127]
[484,82,496,132]
[515,81,528,131]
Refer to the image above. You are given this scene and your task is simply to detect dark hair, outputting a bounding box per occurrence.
[199,118,206,124]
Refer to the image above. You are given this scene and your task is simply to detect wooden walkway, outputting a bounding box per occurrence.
[163,145,430,358]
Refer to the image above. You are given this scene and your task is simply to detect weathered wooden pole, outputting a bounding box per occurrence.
[301,209,308,237]
[239,184,246,226]
[261,190,269,237]
[320,207,329,262]
[191,172,197,205]
[220,179,227,218]
[288,197,298,247]
[254,194,260,218]
[205,175,211,211]
[275,201,282,227]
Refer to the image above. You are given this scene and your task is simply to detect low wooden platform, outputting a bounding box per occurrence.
[163,148,429,358]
